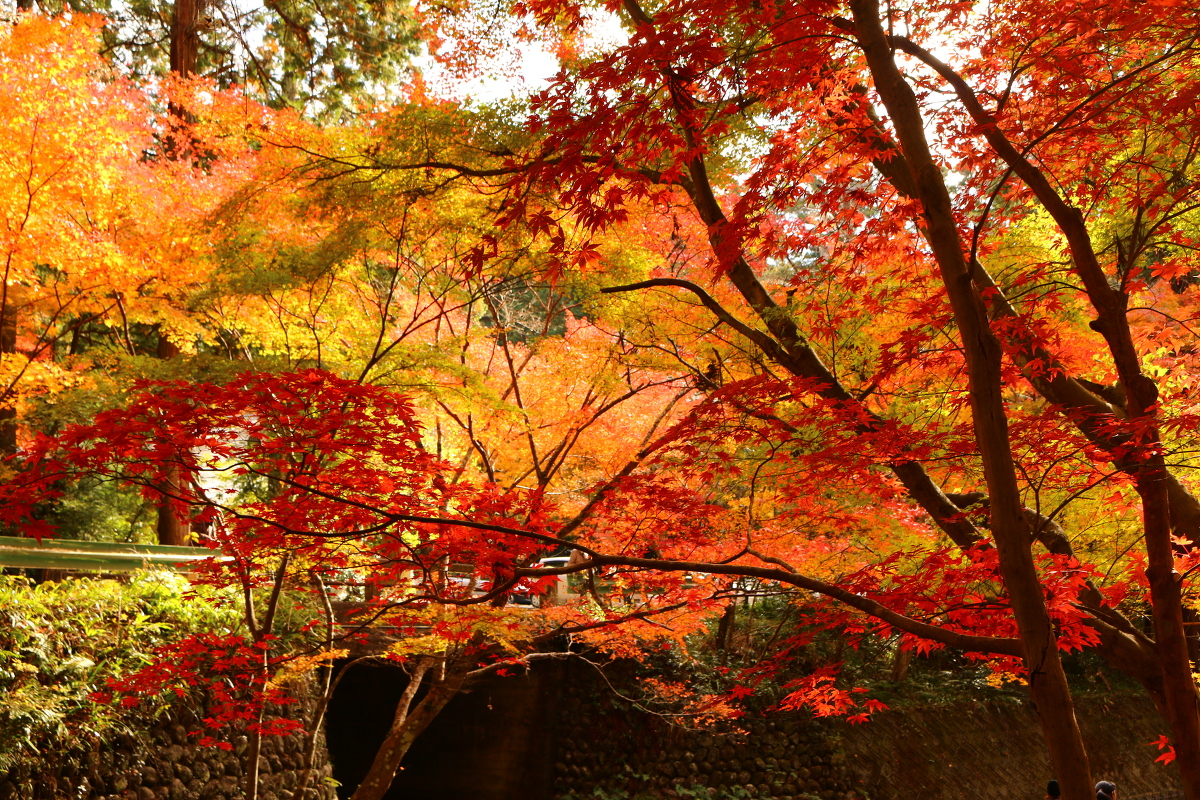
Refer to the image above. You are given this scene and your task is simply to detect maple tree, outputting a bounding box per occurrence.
[0,369,727,799]
[0,46,725,763]
[174,86,703,514]
[7,0,1200,797]
[0,15,169,460]
[0,15,284,549]
[387,0,1200,796]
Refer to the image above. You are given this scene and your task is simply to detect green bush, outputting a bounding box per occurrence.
[0,572,239,770]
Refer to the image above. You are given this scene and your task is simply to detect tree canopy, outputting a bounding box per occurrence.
[3,1,1200,798]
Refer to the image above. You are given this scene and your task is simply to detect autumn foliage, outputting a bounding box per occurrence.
[4,1,1200,799]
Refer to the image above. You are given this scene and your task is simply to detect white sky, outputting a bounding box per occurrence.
[412,9,628,104]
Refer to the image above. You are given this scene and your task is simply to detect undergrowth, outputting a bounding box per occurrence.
[0,572,238,771]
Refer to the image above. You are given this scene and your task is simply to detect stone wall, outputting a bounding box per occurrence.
[836,695,1183,800]
[0,696,336,800]
[551,675,854,800]
[548,674,1184,800]
[318,657,1183,800]
[326,657,857,800]
[554,713,855,800]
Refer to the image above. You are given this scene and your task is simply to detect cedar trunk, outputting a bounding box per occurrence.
[155,333,191,546]
[167,0,199,157]
[0,303,15,458]
[170,0,198,83]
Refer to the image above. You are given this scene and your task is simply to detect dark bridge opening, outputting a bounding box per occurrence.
[324,659,557,800]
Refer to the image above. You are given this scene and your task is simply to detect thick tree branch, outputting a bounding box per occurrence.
[848,0,1094,788]
[519,554,1022,657]
[601,265,980,551]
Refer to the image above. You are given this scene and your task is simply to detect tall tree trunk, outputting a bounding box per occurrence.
[155,332,191,546]
[170,0,199,84]
[155,462,190,545]
[716,601,736,664]
[890,643,911,683]
[0,303,15,459]
[847,1,1094,797]
[167,0,199,157]
[159,0,199,529]
[1142,465,1200,791]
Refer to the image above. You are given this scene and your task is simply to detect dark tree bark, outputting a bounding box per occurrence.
[845,2,1094,796]
[155,332,191,546]
[348,656,469,800]
[0,304,15,459]
[862,20,1200,794]
[890,643,911,683]
[170,0,199,84]
[166,0,200,157]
